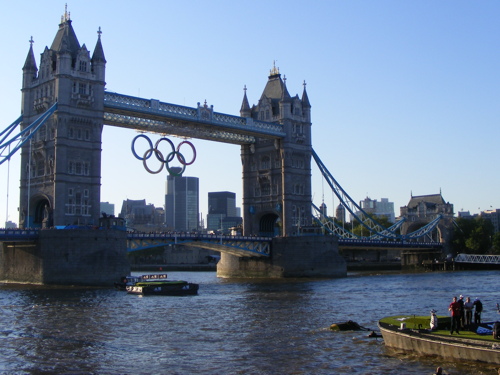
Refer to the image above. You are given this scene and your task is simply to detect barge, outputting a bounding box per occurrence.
[378,315,500,365]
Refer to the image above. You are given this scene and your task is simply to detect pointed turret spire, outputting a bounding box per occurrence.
[23,36,38,72]
[92,26,106,63]
[240,85,251,117]
[281,75,291,102]
[301,80,311,108]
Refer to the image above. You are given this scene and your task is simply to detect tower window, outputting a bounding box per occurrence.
[75,162,82,175]
[78,83,87,95]
[79,61,87,72]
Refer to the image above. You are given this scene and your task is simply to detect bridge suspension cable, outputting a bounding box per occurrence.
[0,103,58,166]
[312,148,400,239]
[311,148,441,241]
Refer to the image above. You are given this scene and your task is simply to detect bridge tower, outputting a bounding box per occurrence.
[217,66,346,278]
[240,65,312,237]
[19,10,105,228]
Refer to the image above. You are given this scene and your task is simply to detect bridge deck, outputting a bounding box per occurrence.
[103,92,285,144]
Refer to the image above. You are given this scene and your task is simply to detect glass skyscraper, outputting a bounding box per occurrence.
[165,168,199,232]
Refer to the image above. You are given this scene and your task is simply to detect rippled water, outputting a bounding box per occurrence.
[0,270,499,374]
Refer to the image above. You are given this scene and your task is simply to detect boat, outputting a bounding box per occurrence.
[114,275,143,290]
[378,315,500,365]
[123,274,199,296]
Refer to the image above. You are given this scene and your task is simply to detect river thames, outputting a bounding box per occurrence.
[0,270,499,374]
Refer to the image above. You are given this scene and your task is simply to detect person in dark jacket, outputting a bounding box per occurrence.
[473,298,483,324]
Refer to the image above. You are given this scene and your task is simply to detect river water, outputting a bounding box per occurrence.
[0,270,499,374]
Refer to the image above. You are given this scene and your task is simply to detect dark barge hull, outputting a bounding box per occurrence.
[378,321,500,365]
[126,283,199,296]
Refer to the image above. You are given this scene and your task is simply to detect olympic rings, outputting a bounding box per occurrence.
[176,141,196,165]
[154,137,176,163]
[131,134,153,160]
[131,134,197,176]
[143,149,164,174]
[165,151,186,176]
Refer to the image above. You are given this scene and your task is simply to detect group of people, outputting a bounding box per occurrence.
[448,295,483,334]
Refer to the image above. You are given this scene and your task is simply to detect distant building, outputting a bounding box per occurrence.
[359,197,395,223]
[5,221,17,229]
[319,202,327,217]
[100,202,115,216]
[458,210,473,218]
[165,168,199,232]
[336,204,346,223]
[481,209,500,233]
[119,199,162,228]
[400,193,453,222]
[206,191,242,234]
[399,192,454,245]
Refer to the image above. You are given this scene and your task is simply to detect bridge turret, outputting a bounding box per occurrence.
[240,85,251,118]
[241,64,312,238]
[278,75,292,119]
[301,81,311,123]
[22,39,38,89]
[19,7,105,229]
[91,27,106,82]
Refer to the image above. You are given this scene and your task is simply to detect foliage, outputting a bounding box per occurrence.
[492,232,500,255]
[349,214,394,237]
[451,217,494,254]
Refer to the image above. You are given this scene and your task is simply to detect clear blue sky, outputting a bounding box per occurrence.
[1,1,499,226]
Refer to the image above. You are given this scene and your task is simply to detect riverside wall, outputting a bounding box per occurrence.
[0,229,130,286]
[217,235,346,278]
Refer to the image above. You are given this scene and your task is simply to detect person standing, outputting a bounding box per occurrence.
[464,296,474,328]
[473,298,483,324]
[449,296,461,334]
[458,295,465,328]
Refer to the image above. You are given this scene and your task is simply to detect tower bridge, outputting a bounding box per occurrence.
[0,11,444,284]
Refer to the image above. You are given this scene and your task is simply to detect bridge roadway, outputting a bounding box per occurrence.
[103,92,285,145]
[0,229,443,257]
[0,229,271,257]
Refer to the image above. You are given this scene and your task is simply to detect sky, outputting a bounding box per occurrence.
[1,1,499,226]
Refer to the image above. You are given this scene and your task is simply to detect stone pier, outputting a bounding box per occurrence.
[217,236,346,278]
[0,229,130,286]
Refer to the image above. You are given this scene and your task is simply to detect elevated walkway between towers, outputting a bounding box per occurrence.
[103,92,285,145]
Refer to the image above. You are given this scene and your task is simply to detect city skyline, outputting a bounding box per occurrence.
[1,1,499,226]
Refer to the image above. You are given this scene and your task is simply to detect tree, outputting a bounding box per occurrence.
[492,232,500,255]
[451,217,493,254]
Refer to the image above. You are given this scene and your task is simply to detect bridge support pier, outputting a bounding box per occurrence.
[216,236,346,278]
[0,229,130,286]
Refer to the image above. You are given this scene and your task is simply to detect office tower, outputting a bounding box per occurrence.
[165,168,199,232]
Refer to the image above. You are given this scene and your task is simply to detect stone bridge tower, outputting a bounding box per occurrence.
[19,10,106,228]
[217,66,345,278]
[240,65,312,237]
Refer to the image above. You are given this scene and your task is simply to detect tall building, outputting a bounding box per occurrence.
[206,191,242,233]
[19,10,105,228]
[481,209,500,233]
[165,167,199,232]
[359,197,395,223]
[335,204,346,223]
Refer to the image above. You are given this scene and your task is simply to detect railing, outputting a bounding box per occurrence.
[338,238,442,248]
[454,253,500,264]
[103,92,285,139]
[0,229,40,240]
